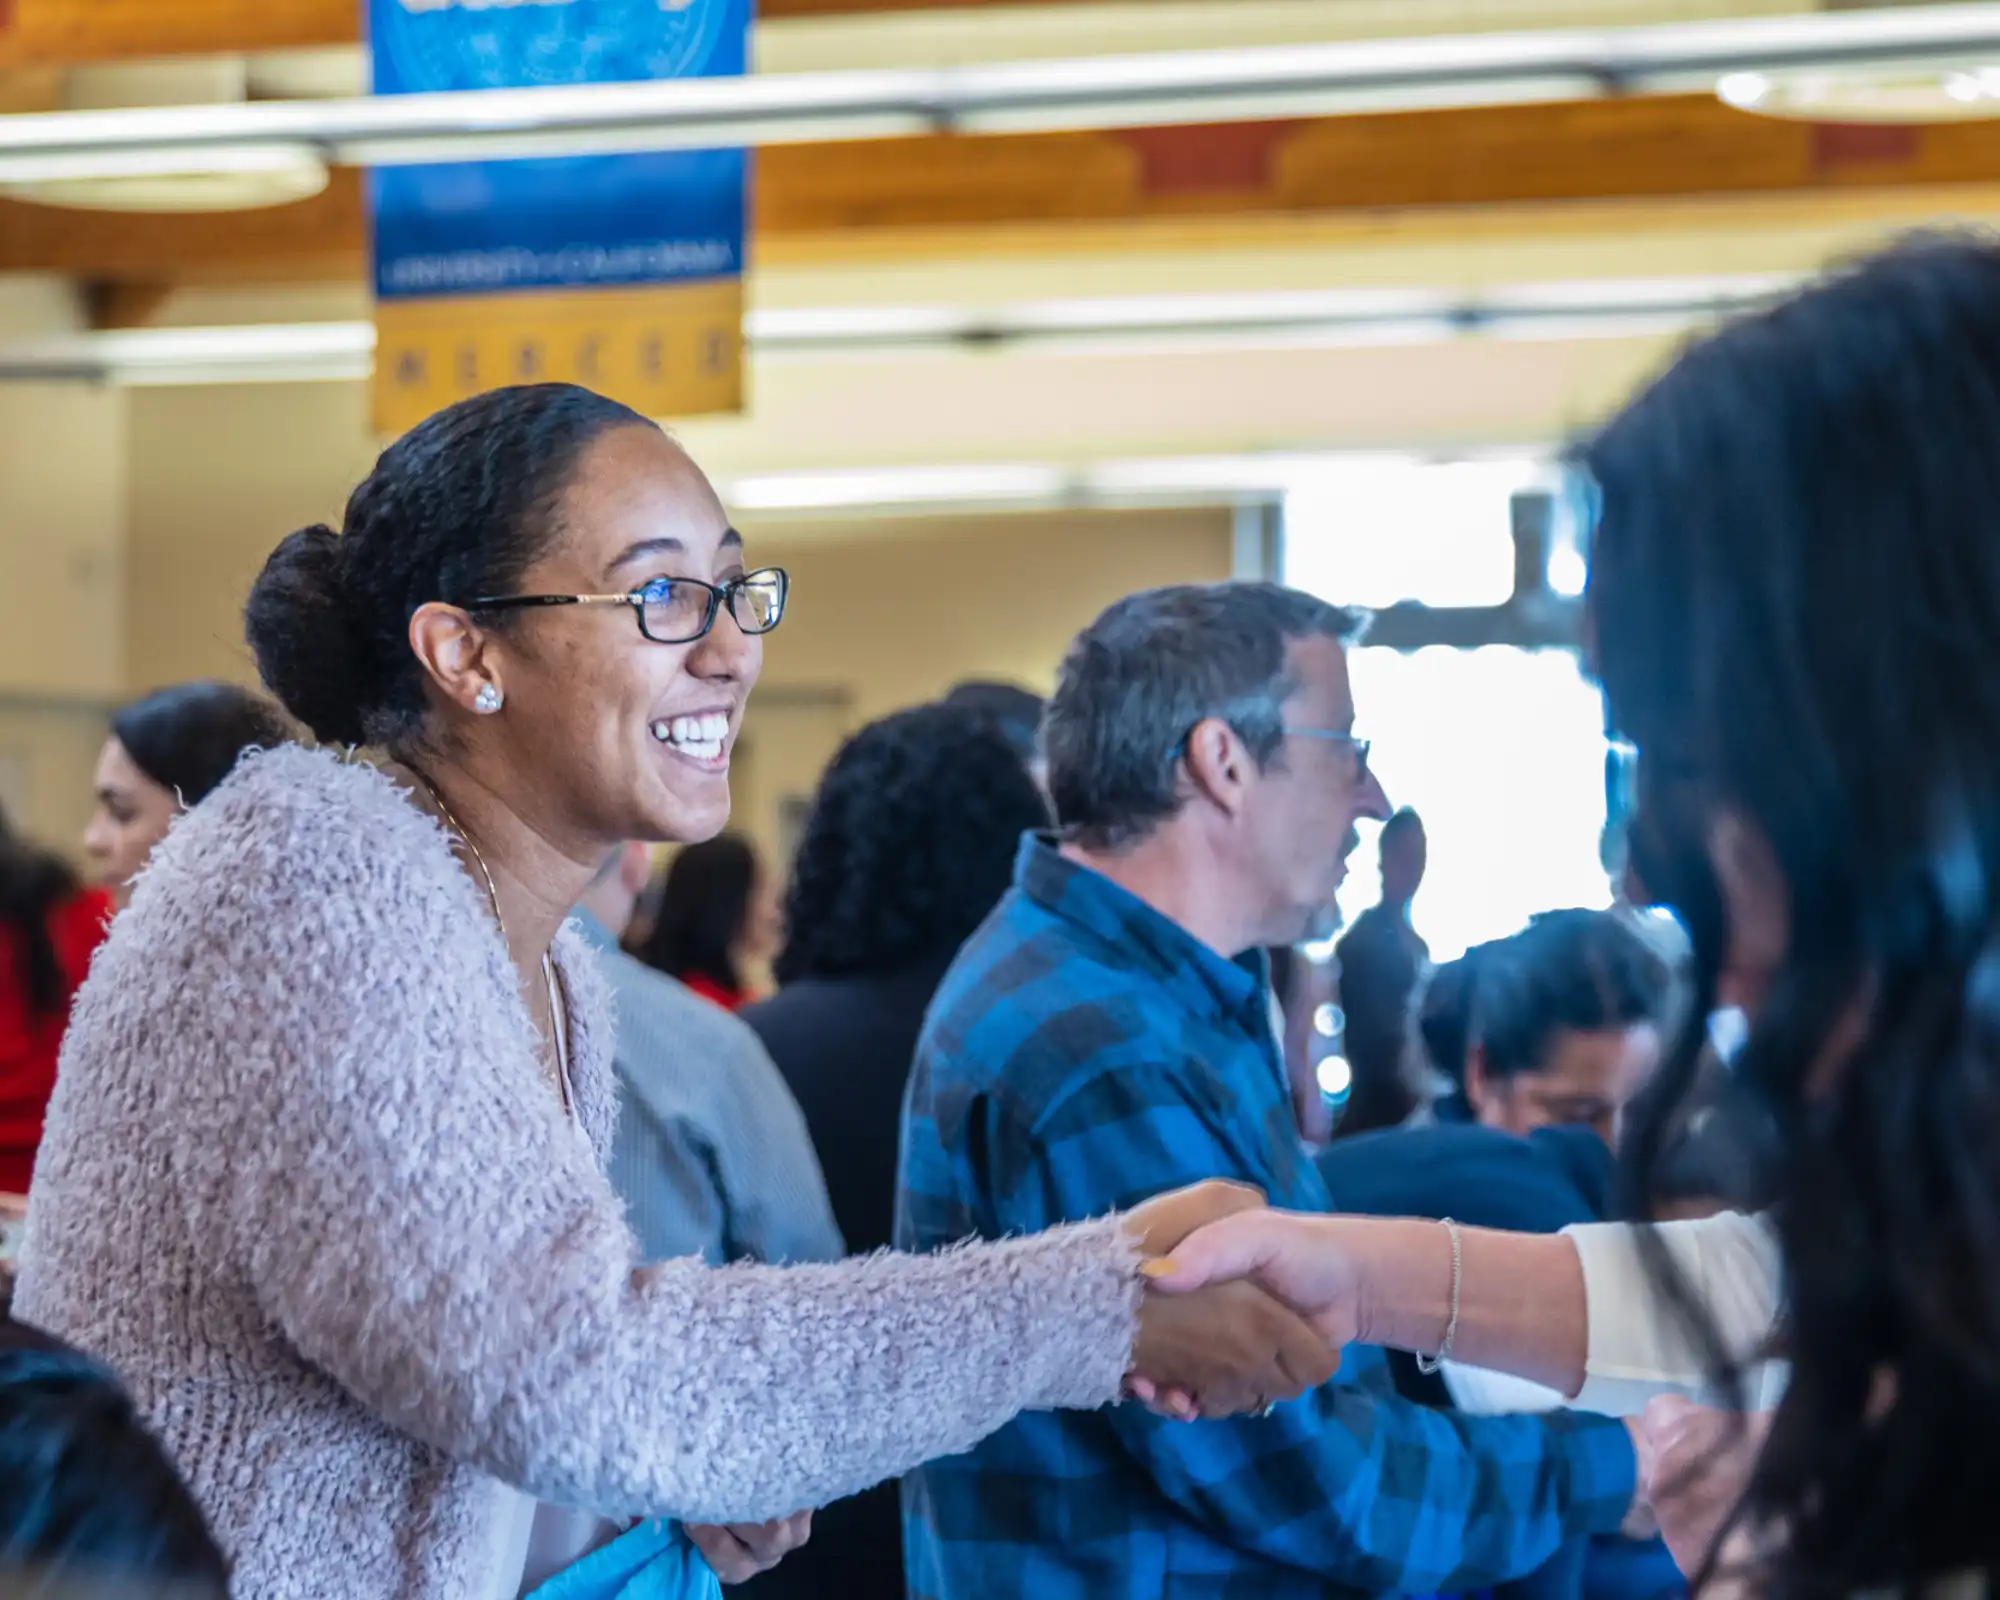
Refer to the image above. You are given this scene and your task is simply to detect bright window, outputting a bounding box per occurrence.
[1333,646,1611,962]
[1282,457,1540,610]
[1283,461,1611,962]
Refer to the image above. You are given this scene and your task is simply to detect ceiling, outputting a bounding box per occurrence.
[0,0,1994,490]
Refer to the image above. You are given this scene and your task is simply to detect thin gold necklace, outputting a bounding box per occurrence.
[409,767,573,1120]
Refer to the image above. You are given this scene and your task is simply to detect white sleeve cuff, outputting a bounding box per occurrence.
[1562,1212,1785,1417]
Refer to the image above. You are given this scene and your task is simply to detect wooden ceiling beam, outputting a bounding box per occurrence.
[4,95,1999,283]
[0,0,1110,68]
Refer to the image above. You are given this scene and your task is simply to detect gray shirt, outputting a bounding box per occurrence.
[575,911,844,1267]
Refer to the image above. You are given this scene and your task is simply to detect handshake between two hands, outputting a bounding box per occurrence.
[1119,1180,1359,1422]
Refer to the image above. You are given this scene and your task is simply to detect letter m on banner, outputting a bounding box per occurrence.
[367,0,750,435]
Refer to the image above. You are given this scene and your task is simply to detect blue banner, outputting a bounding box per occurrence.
[367,0,750,430]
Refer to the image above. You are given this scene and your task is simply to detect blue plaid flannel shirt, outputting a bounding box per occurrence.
[896,836,1637,1600]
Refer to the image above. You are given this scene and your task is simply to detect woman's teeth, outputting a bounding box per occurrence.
[650,713,729,761]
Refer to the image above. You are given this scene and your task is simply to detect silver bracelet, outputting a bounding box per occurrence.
[1414,1217,1462,1376]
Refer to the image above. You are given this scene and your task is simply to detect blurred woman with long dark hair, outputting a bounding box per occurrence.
[1152,235,2000,1597]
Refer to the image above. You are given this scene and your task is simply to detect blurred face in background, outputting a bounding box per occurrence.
[82,739,180,906]
[1465,1020,1662,1145]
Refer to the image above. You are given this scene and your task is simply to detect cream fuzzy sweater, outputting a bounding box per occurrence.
[15,747,1141,1599]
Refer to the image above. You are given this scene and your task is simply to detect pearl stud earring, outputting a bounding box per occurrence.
[474,684,503,714]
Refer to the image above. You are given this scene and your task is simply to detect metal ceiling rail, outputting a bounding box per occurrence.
[0,5,1989,182]
[0,274,1801,385]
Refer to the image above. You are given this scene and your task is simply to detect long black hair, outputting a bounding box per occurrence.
[0,805,83,1020]
[636,835,759,995]
[1583,234,2000,1597]
[776,704,1051,985]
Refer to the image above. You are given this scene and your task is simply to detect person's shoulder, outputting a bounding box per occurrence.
[160,746,439,888]
[928,903,1127,1045]
[125,746,465,956]
[1320,1122,1607,1230]
[594,940,768,1064]
[915,914,1173,1130]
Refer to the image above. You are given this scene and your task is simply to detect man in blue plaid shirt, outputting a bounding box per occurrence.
[897,583,1640,1599]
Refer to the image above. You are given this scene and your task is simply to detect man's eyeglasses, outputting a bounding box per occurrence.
[469,567,789,646]
[1169,724,1371,779]
[1285,727,1372,779]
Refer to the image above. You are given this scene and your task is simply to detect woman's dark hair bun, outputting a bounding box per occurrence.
[244,523,371,748]
[242,384,655,752]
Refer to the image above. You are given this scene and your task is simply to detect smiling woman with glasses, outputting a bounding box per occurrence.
[13,382,1333,1600]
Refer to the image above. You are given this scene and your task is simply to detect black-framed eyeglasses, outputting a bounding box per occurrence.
[469,567,789,645]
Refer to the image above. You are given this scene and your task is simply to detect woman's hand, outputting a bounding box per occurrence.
[1638,1399,1769,1579]
[1120,1185,1343,1419]
[1143,1209,1365,1349]
[688,1513,813,1584]
[1123,1178,1267,1259]
[1130,1278,1341,1419]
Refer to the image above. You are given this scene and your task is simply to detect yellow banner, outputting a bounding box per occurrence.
[372,278,744,435]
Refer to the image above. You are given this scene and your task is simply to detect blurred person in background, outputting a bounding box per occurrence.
[575,841,840,1269]
[901,583,1644,1600]
[17,383,1328,1598]
[738,701,1051,1600]
[83,682,291,908]
[747,703,1050,1260]
[0,1315,228,1599]
[0,808,110,1200]
[1451,909,1666,1148]
[1317,909,1669,1245]
[940,679,1048,793]
[633,834,778,1011]
[1332,807,1430,1136]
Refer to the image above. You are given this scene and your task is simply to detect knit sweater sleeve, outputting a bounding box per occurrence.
[174,754,1141,1524]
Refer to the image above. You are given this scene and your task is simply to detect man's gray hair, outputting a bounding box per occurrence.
[1043,581,1365,850]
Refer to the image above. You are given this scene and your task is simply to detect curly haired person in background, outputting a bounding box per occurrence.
[739,700,1054,1600]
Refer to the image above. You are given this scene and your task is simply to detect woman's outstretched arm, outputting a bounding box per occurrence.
[1152,1210,1785,1411]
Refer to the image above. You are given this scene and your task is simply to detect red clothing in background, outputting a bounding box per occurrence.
[680,972,751,1013]
[0,887,112,1192]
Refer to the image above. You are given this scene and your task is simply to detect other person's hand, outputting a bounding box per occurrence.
[1638,1398,1769,1579]
[1143,1209,1364,1349]
[1123,1179,1266,1260]
[688,1513,813,1584]
[1130,1278,1340,1420]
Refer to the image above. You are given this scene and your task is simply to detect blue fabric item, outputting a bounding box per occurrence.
[526,1521,721,1600]
[1316,1122,1615,1235]
[572,912,844,1270]
[897,834,1638,1600]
